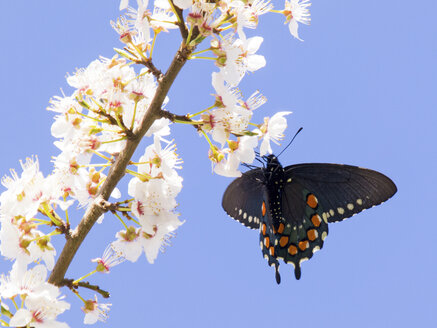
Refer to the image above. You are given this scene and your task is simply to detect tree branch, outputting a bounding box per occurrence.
[61,279,111,299]
[48,43,193,286]
[170,1,189,40]
[136,58,163,80]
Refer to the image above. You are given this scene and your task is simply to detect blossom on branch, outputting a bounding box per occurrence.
[82,295,111,324]
[0,0,314,324]
[1,264,70,328]
[283,0,311,40]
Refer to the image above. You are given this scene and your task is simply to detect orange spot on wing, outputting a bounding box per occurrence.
[307,229,318,241]
[269,246,275,256]
[262,223,267,236]
[278,223,285,234]
[288,245,298,255]
[279,236,289,247]
[264,236,270,248]
[262,201,266,216]
[311,214,322,227]
[307,194,318,209]
[298,240,309,251]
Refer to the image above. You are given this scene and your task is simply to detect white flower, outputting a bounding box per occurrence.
[125,138,184,263]
[129,179,179,219]
[256,111,292,156]
[111,227,142,262]
[173,0,192,10]
[237,36,266,73]
[127,0,152,43]
[120,0,130,10]
[140,211,183,264]
[211,71,240,109]
[215,36,242,86]
[9,295,70,328]
[1,157,45,219]
[0,219,33,265]
[231,0,273,40]
[284,0,311,41]
[216,35,266,86]
[214,136,258,177]
[144,117,171,138]
[207,72,263,149]
[2,264,70,328]
[28,238,56,271]
[214,154,241,177]
[0,218,57,270]
[10,308,70,328]
[82,295,111,324]
[150,7,178,32]
[0,264,48,299]
[91,245,125,273]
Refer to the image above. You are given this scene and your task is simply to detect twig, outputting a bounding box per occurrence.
[98,110,136,140]
[137,58,163,80]
[61,279,111,299]
[170,1,189,40]
[159,110,192,123]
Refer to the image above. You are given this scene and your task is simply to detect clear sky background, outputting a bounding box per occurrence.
[0,1,436,327]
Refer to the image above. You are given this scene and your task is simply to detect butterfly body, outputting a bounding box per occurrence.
[222,155,397,284]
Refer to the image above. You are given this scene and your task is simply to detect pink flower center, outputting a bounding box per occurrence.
[136,201,145,216]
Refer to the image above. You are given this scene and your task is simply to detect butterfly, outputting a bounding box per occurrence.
[222,154,397,284]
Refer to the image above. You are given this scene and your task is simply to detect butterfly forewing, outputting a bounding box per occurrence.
[284,164,397,223]
[222,169,268,229]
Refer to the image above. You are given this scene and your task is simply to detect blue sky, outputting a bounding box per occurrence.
[0,1,436,327]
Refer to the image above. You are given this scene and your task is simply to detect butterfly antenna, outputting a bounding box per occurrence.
[254,157,264,166]
[277,127,303,158]
[242,163,258,170]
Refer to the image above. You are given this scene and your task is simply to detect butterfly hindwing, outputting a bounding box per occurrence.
[222,169,267,229]
[284,164,397,223]
[276,179,329,279]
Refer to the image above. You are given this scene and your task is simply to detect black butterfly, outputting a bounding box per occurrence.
[222,155,397,284]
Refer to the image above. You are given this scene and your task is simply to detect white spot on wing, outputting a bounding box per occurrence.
[357,199,363,205]
[347,203,354,210]
[322,231,328,240]
[322,212,328,222]
[337,207,345,215]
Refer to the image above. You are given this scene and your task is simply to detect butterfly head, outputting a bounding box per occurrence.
[263,155,282,173]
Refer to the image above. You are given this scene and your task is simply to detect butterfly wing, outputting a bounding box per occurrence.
[222,168,269,229]
[283,163,397,223]
[273,163,396,280]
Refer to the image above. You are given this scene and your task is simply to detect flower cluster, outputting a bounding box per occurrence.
[0,0,312,325]
[112,135,183,263]
[0,264,70,327]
